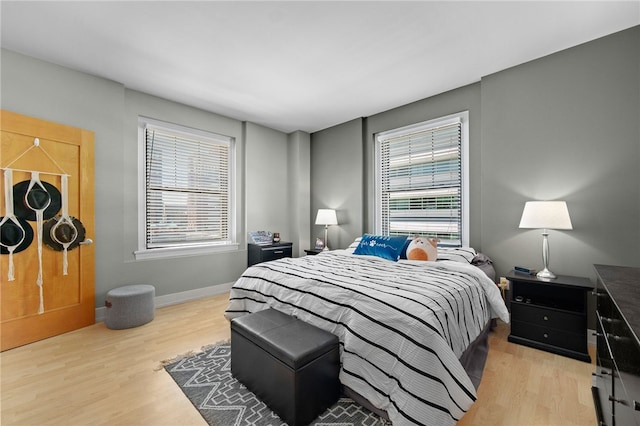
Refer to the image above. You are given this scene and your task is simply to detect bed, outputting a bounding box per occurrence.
[225,238,509,426]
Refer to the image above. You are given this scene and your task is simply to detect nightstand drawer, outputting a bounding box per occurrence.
[511,320,586,353]
[248,242,293,266]
[511,303,584,332]
[261,246,292,262]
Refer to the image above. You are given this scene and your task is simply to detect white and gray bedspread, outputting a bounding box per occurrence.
[225,250,509,426]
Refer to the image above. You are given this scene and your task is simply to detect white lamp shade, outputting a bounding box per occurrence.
[519,201,573,230]
[315,209,338,226]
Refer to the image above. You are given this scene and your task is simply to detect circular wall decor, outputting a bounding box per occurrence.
[43,216,86,251]
[13,180,62,221]
[0,217,34,254]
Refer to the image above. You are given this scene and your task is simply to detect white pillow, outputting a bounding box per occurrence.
[437,247,477,264]
[347,237,362,249]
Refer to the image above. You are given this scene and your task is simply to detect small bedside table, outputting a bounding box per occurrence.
[248,242,292,266]
[304,249,323,256]
[507,271,593,362]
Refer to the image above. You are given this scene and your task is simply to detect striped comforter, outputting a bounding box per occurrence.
[225,250,509,426]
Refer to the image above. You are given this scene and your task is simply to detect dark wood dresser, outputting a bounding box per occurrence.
[592,264,640,426]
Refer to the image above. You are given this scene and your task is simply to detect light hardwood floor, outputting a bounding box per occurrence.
[1,293,596,426]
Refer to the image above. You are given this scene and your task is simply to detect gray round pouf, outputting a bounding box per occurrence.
[105,284,155,330]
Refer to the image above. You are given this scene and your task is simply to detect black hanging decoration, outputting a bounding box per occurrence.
[12,180,61,221]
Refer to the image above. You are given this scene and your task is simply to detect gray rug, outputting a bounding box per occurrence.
[164,343,389,426]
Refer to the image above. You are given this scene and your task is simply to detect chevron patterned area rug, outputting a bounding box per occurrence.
[164,343,390,426]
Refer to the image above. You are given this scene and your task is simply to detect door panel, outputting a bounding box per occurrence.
[1,110,95,351]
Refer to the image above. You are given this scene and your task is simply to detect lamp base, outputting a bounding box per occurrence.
[323,226,330,251]
[536,268,556,280]
[537,231,555,280]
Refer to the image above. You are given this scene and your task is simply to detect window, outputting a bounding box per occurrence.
[375,112,469,247]
[135,117,236,259]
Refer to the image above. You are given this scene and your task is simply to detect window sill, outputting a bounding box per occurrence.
[134,243,240,261]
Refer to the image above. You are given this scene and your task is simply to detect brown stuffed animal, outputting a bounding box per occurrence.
[406,237,439,261]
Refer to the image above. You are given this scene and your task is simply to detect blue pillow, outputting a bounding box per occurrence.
[353,234,408,261]
[399,237,411,259]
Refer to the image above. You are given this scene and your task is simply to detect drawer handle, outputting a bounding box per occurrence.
[607,333,625,342]
[609,395,626,405]
[543,333,549,339]
[543,315,549,321]
[273,250,284,254]
[601,317,617,324]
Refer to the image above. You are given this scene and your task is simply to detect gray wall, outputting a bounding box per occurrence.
[288,131,312,257]
[245,122,311,257]
[245,122,290,240]
[310,118,364,250]
[310,82,483,249]
[480,26,640,280]
[1,48,304,307]
[120,90,247,299]
[365,83,483,247]
[311,26,640,281]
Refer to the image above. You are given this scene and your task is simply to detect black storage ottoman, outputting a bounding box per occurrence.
[230,308,340,426]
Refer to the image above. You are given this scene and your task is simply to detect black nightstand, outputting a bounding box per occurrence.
[304,249,323,256]
[248,242,292,266]
[507,271,593,362]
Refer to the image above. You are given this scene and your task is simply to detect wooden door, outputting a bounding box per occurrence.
[1,110,95,351]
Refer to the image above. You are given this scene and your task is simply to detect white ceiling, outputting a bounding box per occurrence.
[2,1,638,133]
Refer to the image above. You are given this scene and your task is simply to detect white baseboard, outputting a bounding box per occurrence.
[95,282,234,323]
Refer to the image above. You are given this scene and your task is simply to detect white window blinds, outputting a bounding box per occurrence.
[144,123,233,249]
[376,115,466,246]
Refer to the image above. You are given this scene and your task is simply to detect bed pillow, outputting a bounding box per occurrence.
[347,237,362,250]
[437,247,477,263]
[353,234,408,261]
[472,253,496,282]
[399,237,411,259]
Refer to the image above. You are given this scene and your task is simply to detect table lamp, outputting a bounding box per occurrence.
[315,209,338,251]
[519,201,572,279]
